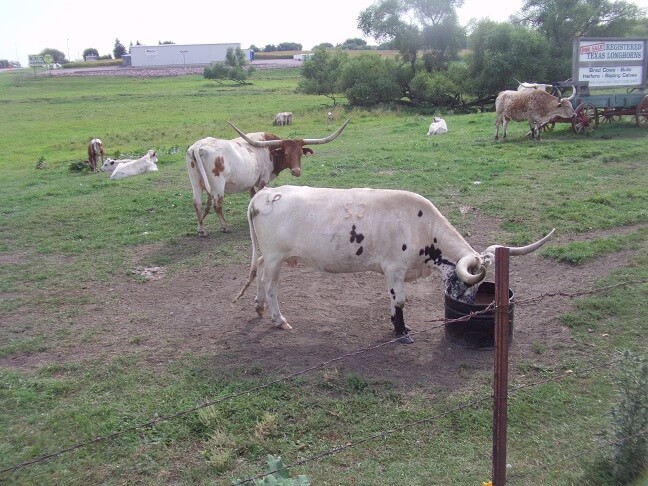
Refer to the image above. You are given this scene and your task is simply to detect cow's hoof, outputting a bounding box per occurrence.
[397,333,414,344]
[198,231,207,238]
[221,227,231,233]
[277,322,292,330]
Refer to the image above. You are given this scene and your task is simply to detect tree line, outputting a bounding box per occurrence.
[300,0,648,109]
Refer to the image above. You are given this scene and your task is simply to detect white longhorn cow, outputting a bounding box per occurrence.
[110,150,158,180]
[427,117,448,135]
[186,119,350,236]
[272,112,293,126]
[235,185,554,343]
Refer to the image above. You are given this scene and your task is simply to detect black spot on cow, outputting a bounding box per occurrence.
[402,244,407,251]
[350,225,365,244]
[423,243,453,267]
[356,246,363,256]
[418,210,423,217]
[419,249,425,256]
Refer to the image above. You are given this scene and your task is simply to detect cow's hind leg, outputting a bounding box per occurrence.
[191,192,210,237]
[254,256,267,317]
[212,195,230,233]
[386,272,413,344]
[261,256,291,330]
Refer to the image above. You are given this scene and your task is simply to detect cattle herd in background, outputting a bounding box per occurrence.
[84,89,562,343]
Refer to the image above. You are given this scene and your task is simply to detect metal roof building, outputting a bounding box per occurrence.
[128,43,250,67]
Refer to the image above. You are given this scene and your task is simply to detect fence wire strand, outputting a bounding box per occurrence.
[1,278,645,478]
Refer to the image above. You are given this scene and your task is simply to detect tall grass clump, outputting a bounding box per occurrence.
[606,351,648,484]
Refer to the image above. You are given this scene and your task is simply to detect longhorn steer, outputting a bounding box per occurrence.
[235,185,554,343]
[272,112,293,126]
[427,117,448,135]
[186,119,350,236]
[495,89,575,141]
[87,138,104,172]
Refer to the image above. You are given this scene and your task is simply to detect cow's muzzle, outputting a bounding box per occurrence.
[291,168,302,177]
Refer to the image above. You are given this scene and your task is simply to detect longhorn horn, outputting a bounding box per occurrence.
[228,118,351,147]
[484,228,555,256]
[456,228,555,285]
[228,122,283,147]
[566,86,576,102]
[456,255,487,285]
[302,117,351,145]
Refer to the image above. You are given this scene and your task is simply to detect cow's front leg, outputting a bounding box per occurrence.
[261,257,291,330]
[386,273,413,344]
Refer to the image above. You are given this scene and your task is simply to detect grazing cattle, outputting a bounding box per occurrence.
[234,185,554,343]
[110,150,158,180]
[327,112,334,122]
[272,112,293,126]
[427,117,448,135]
[186,119,350,236]
[495,89,575,140]
[517,82,554,93]
[87,138,104,172]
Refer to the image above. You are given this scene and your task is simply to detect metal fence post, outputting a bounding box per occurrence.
[493,246,510,486]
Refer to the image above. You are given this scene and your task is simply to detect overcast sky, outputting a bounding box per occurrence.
[2,0,647,66]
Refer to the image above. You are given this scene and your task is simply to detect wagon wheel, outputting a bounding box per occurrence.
[635,95,648,128]
[574,102,599,134]
[601,110,622,124]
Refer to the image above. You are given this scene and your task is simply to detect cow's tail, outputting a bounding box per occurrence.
[233,200,260,302]
[189,145,213,196]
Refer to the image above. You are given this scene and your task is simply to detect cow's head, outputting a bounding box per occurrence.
[445,229,555,303]
[101,158,117,172]
[229,119,350,178]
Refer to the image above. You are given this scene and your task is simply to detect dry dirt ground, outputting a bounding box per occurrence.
[4,219,643,392]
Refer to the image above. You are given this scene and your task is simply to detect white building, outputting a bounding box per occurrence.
[128,43,251,68]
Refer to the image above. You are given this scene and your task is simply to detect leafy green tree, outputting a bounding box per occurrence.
[515,0,646,80]
[204,47,255,85]
[277,42,302,51]
[339,38,368,50]
[39,48,66,63]
[409,60,468,106]
[358,0,465,72]
[465,20,551,101]
[82,48,99,60]
[337,53,403,106]
[113,38,127,59]
[313,42,334,49]
[298,48,349,105]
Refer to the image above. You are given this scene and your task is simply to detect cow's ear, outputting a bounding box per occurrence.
[302,147,314,155]
[270,147,284,157]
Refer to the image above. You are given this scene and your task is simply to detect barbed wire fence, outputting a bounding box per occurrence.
[1,278,646,483]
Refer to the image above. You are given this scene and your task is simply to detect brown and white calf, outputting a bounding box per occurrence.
[235,185,554,343]
[186,119,350,236]
[495,89,575,140]
[87,138,104,172]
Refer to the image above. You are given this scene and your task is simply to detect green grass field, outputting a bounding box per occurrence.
[0,67,646,485]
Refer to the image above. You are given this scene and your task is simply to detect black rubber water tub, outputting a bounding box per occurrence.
[444,282,514,349]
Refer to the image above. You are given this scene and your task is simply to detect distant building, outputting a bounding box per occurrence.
[128,43,251,68]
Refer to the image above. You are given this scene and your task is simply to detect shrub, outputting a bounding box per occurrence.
[338,53,402,107]
[607,351,648,483]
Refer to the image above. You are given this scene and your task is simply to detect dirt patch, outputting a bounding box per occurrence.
[2,222,644,392]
